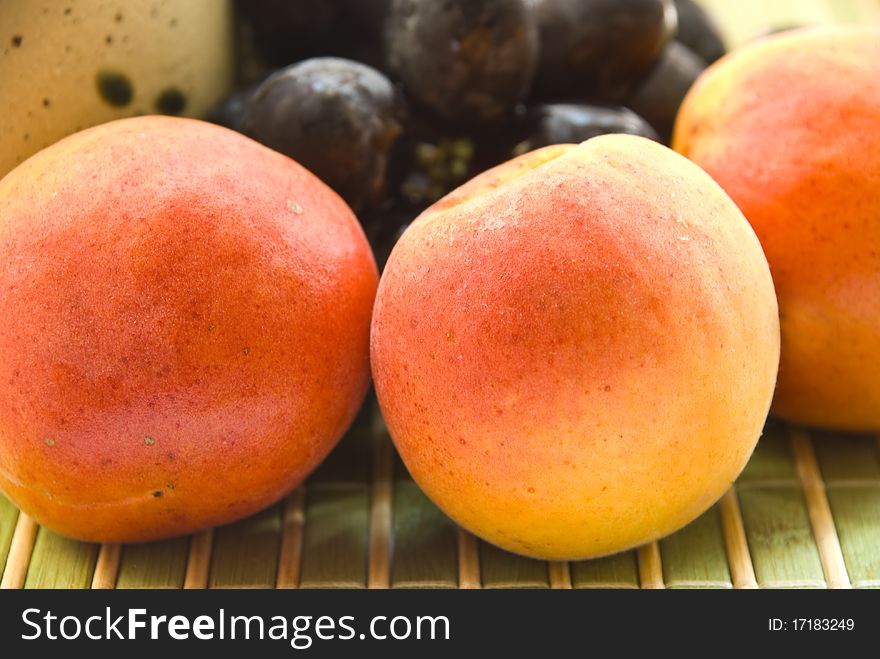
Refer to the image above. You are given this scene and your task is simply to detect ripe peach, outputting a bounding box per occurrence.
[0,116,377,543]
[673,27,880,431]
[371,135,779,560]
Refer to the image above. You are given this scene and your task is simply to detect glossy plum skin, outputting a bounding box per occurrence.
[372,136,779,559]
[515,104,658,152]
[531,0,676,102]
[205,84,258,132]
[241,58,403,213]
[627,41,706,143]
[674,0,726,64]
[0,116,378,542]
[385,0,538,123]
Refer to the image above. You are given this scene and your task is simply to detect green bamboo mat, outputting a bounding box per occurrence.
[1,399,878,589]
[2,0,879,591]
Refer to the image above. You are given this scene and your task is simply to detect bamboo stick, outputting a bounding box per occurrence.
[91,544,121,589]
[718,488,758,589]
[367,432,393,589]
[457,527,481,589]
[183,528,213,589]
[276,487,306,588]
[548,562,572,589]
[789,428,852,589]
[637,541,665,589]
[0,513,37,589]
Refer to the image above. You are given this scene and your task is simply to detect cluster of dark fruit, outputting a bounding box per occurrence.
[208,0,726,260]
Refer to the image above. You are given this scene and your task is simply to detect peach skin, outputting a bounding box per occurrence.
[674,26,880,431]
[0,116,378,542]
[371,135,780,560]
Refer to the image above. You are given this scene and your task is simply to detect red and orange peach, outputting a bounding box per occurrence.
[674,26,880,431]
[0,116,377,542]
[371,135,780,560]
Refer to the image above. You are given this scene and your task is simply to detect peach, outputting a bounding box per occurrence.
[0,116,377,543]
[371,135,779,560]
[673,27,880,431]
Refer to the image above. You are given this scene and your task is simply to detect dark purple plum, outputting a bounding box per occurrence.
[240,58,403,212]
[625,41,706,144]
[531,0,677,103]
[235,0,390,70]
[204,84,259,131]
[673,0,726,64]
[512,103,658,154]
[384,0,539,124]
